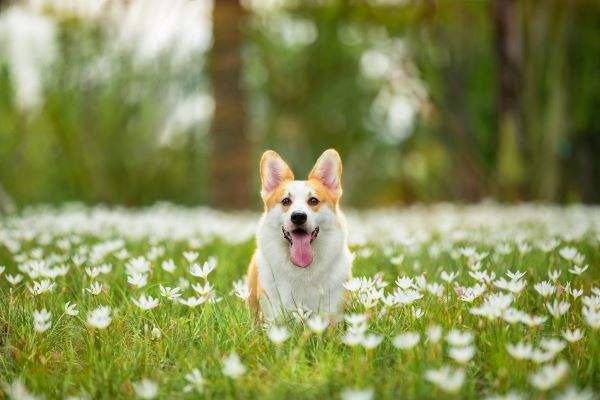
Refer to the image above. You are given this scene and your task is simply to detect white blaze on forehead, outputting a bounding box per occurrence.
[286,181,313,203]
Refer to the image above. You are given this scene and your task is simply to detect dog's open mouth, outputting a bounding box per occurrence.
[282,226,319,268]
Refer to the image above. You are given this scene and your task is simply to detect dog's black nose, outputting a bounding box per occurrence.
[291,211,307,225]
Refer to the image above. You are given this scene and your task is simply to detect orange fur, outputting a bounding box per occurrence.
[247,253,260,312]
[264,182,290,211]
[307,178,340,210]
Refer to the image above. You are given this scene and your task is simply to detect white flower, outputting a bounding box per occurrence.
[231,279,250,301]
[151,326,161,339]
[546,300,570,318]
[506,342,533,360]
[539,338,565,354]
[72,254,87,267]
[529,360,569,391]
[531,349,555,364]
[502,308,526,324]
[87,306,112,329]
[126,256,151,275]
[64,301,78,316]
[0,265,4,275]
[85,266,101,278]
[392,332,420,349]
[33,308,52,333]
[127,272,148,289]
[222,351,246,378]
[440,270,459,283]
[534,281,555,297]
[159,285,182,301]
[395,276,414,289]
[28,279,55,295]
[506,270,526,280]
[448,345,476,364]
[2,378,43,400]
[426,283,444,297]
[179,296,206,308]
[494,278,527,294]
[182,251,199,263]
[412,307,424,319]
[553,386,594,400]
[446,330,473,347]
[568,265,588,275]
[361,333,383,349]
[548,269,562,282]
[132,378,158,399]
[424,366,465,393]
[343,277,363,292]
[427,325,442,344]
[98,263,112,274]
[567,286,584,299]
[342,332,364,347]
[340,387,374,400]
[267,325,290,345]
[582,306,600,329]
[307,315,329,334]
[562,328,584,343]
[161,259,176,273]
[191,281,214,297]
[390,255,404,265]
[521,313,548,327]
[392,288,423,305]
[345,313,367,326]
[85,281,104,295]
[183,368,204,393]
[559,247,579,262]
[469,270,496,284]
[6,273,23,285]
[457,284,486,302]
[132,294,159,310]
[189,257,216,279]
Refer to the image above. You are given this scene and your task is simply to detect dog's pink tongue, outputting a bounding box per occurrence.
[290,231,313,268]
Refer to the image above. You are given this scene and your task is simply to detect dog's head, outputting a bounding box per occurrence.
[259,149,343,268]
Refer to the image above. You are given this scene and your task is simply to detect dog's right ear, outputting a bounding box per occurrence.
[260,150,294,199]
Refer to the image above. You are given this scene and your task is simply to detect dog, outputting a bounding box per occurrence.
[247,149,353,320]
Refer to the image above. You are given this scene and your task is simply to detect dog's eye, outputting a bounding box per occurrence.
[308,197,319,206]
[281,197,292,207]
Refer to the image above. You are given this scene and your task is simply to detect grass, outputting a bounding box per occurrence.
[0,204,599,399]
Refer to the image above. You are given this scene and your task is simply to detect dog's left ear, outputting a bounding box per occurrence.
[309,149,342,197]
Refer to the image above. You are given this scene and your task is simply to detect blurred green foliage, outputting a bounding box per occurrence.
[0,0,598,208]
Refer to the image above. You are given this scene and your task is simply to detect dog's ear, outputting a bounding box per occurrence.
[309,149,342,197]
[260,150,294,198]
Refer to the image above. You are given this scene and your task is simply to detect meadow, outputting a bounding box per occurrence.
[1,203,599,399]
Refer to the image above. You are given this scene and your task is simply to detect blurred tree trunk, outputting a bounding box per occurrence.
[0,183,15,214]
[539,2,568,201]
[210,0,250,209]
[493,0,525,200]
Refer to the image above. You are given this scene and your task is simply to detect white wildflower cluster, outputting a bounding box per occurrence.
[506,338,567,364]
[184,255,220,306]
[0,203,598,398]
[582,292,600,329]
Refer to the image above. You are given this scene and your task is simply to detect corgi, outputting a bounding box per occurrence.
[247,149,353,320]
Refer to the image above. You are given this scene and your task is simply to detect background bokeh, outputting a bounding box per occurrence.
[0,0,598,210]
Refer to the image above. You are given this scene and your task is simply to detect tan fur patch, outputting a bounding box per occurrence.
[264,181,291,211]
[307,178,340,210]
[247,253,261,312]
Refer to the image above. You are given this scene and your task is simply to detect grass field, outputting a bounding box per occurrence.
[1,203,599,399]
